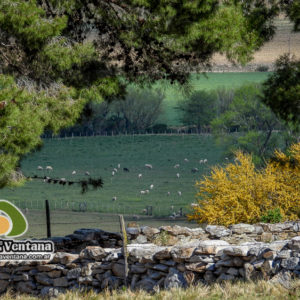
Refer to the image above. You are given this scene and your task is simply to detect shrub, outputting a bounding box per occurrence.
[261,208,283,223]
[256,65,269,72]
[187,143,300,225]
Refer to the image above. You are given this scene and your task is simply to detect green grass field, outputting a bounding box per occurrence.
[0,134,226,238]
[154,72,271,125]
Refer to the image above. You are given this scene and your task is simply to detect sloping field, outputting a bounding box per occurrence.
[0,135,226,234]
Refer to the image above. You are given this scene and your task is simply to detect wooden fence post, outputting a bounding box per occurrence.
[119,215,129,286]
[45,200,51,238]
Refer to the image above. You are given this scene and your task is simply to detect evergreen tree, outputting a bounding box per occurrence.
[0,0,293,186]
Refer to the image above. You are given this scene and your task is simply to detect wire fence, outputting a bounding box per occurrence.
[10,199,188,218]
[41,129,212,139]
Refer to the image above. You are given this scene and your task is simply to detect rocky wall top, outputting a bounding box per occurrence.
[50,221,300,252]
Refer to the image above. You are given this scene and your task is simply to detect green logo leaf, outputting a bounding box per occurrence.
[0,200,28,237]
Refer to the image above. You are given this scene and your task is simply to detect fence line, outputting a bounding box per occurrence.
[41,130,212,140]
[10,199,187,218]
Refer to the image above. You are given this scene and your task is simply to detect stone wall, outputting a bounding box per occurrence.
[0,222,300,297]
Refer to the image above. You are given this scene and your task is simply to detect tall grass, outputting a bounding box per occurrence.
[2,280,300,300]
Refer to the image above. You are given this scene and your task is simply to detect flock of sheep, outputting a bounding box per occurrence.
[36,157,208,219]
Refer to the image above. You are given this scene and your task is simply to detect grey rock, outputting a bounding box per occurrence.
[80,246,106,261]
[281,257,300,270]
[170,246,195,262]
[188,255,214,263]
[112,263,125,278]
[288,236,300,250]
[164,268,187,289]
[35,274,53,286]
[131,264,146,274]
[293,222,300,232]
[53,276,69,287]
[0,273,10,280]
[152,264,169,272]
[270,270,292,289]
[205,225,231,238]
[231,224,255,234]
[277,250,292,259]
[0,280,9,293]
[216,273,235,282]
[227,267,239,276]
[40,287,63,297]
[78,276,93,284]
[141,226,160,236]
[126,227,140,236]
[223,246,250,257]
[195,240,230,255]
[67,268,81,279]
[135,278,157,292]
[132,235,148,244]
[160,260,176,267]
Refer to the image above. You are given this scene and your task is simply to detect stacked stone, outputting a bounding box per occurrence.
[0,235,299,296]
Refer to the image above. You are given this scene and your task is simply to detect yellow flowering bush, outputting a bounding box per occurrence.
[188,143,300,225]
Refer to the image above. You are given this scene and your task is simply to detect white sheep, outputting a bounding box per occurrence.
[46,166,53,171]
[60,178,66,181]
[112,196,117,201]
[190,203,199,207]
[37,166,43,170]
[145,164,153,169]
[72,170,76,175]
[177,191,182,196]
[203,159,208,163]
[140,190,146,195]
[174,164,180,169]
[112,171,115,176]
[199,160,203,164]
[142,208,147,214]
[176,173,180,178]
[150,184,154,189]
[145,189,150,194]
[225,157,229,160]
[184,158,189,162]
[85,171,90,176]
[138,173,142,179]
[167,191,171,196]
[113,168,118,173]
[117,164,121,168]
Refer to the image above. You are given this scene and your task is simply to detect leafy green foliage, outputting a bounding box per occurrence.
[211,83,287,165]
[176,91,217,130]
[262,54,300,126]
[261,208,283,224]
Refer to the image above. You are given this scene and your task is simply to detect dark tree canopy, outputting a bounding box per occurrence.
[0,0,298,186]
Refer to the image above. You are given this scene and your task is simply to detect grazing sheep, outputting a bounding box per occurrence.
[72,170,76,175]
[177,191,182,196]
[203,159,208,163]
[118,164,121,168]
[191,168,199,173]
[112,196,117,201]
[113,168,118,173]
[60,178,66,181]
[167,191,171,196]
[174,164,180,169]
[150,184,154,189]
[142,208,147,214]
[37,166,43,170]
[145,189,150,194]
[170,205,174,210]
[140,190,146,195]
[176,173,180,178]
[46,166,53,171]
[112,171,115,176]
[138,173,142,179]
[85,171,90,176]
[123,167,130,172]
[184,158,189,162]
[225,157,229,160]
[145,164,153,169]
[190,203,199,207]
[199,160,203,164]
